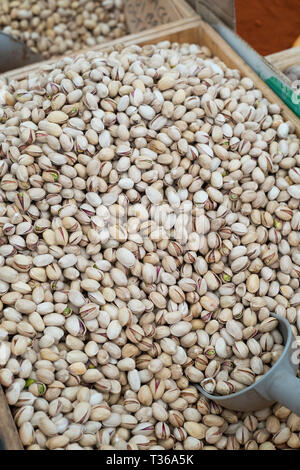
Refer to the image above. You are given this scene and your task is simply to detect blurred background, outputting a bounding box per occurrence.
[236,0,300,56]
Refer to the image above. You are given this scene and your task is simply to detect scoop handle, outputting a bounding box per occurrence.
[262,369,300,417]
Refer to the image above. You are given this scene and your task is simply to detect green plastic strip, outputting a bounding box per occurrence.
[265,76,300,118]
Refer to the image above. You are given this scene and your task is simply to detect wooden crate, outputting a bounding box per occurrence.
[266,46,300,74]
[1,14,300,451]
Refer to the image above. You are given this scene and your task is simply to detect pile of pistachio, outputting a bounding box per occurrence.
[0,0,128,59]
[0,41,300,450]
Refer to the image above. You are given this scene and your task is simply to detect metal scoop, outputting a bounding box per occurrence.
[196,313,300,414]
[0,32,43,74]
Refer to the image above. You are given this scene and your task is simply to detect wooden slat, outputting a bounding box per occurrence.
[0,385,23,450]
[266,46,300,72]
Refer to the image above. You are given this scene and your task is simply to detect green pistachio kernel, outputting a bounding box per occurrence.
[38,384,46,395]
[63,307,71,316]
[25,378,35,388]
